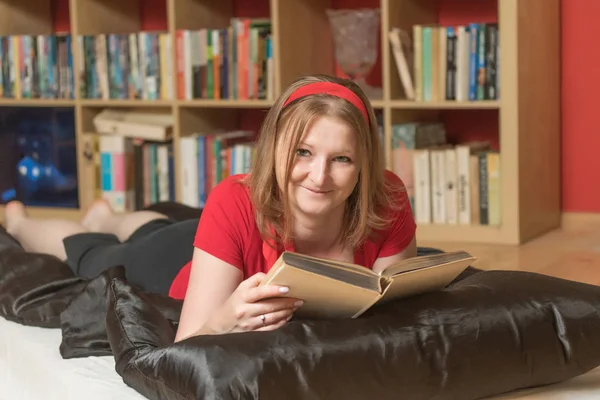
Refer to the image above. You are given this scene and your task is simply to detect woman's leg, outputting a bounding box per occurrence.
[4,201,87,260]
[81,199,168,242]
[4,198,170,260]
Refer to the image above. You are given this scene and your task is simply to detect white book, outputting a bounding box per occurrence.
[157,144,170,202]
[455,26,470,102]
[179,136,199,207]
[413,149,431,224]
[455,144,472,224]
[233,144,244,175]
[431,149,446,224]
[444,148,458,224]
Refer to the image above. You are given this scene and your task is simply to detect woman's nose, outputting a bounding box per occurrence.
[309,159,328,185]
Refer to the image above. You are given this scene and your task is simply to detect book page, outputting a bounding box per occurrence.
[380,251,474,278]
[377,258,473,305]
[283,252,377,278]
[262,265,382,319]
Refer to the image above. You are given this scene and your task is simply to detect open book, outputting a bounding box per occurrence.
[260,250,476,319]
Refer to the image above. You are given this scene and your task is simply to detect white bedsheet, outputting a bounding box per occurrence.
[490,365,600,400]
[2,316,600,400]
[0,316,145,400]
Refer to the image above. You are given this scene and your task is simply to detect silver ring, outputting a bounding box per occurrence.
[260,314,266,326]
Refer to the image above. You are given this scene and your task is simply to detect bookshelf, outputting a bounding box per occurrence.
[0,0,560,246]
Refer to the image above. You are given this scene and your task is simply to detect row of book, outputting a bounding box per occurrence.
[94,120,499,223]
[179,130,255,208]
[176,18,274,101]
[78,31,172,101]
[389,22,499,102]
[0,34,75,100]
[95,129,257,212]
[391,122,500,226]
[96,134,175,212]
[77,17,274,102]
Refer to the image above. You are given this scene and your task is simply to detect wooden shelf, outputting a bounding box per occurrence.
[389,100,500,110]
[79,99,173,107]
[0,0,562,245]
[177,99,274,108]
[0,99,75,107]
[416,223,510,245]
[369,99,386,108]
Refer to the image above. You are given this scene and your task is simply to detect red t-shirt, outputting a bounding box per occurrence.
[168,170,416,300]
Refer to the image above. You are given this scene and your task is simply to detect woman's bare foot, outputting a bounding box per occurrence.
[81,199,114,233]
[4,201,28,236]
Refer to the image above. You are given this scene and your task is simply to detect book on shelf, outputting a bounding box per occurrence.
[78,31,173,101]
[88,128,257,213]
[179,130,255,208]
[391,121,447,213]
[84,133,175,212]
[388,22,499,102]
[260,250,476,319]
[0,34,74,100]
[176,17,274,101]
[388,27,415,100]
[93,109,173,142]
[390,121,501,226]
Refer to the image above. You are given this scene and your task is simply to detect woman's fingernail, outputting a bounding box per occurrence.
[294,300,304,307]
[279,287,289,294]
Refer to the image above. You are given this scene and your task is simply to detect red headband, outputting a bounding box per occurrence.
[282,82,370,124]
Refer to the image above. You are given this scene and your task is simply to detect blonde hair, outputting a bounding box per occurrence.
[245,74,406,250]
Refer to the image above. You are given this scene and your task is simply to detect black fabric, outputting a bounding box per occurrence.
[59,265,128,358]
[63,217,199,296]
[106,269,600,400]
[0,224,21,252]
[0,226,87,328]
[144,201,204,222]
[60,265,182,359]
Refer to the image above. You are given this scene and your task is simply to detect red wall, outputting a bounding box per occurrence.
[51,0,599,212]
[561,0,600,213]
[52,0,70,32]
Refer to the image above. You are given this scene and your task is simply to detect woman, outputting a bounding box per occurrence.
[2,74,417,342]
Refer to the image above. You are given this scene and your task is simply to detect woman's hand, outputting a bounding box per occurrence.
[205,272,303,334]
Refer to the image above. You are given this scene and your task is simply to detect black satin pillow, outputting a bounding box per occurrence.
[0,225,86,328]
[60,265,183,359]
[59,265,129,358]
[106,270,600,400]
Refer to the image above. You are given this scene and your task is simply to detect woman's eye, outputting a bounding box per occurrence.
[296,148,311,157]
[334,156,351,163]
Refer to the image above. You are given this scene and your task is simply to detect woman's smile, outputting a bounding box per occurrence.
[301,186,332,195]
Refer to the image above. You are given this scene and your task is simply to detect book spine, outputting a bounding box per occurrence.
[468,23,478,101]
[445,27,457,101]
[486,152,501,225]
[476,23,486,100]
[478,152,489,224]
[422,26,432,102]
[485,23,499,100]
